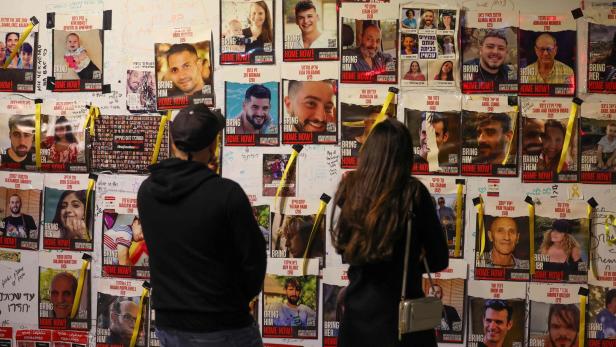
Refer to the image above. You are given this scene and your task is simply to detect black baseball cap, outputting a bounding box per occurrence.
[552,219,572,234]
[170,104,224,152]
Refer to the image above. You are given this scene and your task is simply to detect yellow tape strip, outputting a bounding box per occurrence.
[501,106,518,166]
[302,199,328,276]
[365,90,396,138]
[70,257,90,319]
[129,286,150,347]
[454,183,463,257]
[274,149,300,210]
[477,197,486,256]
[528,202,536,275]
[557,102,578,173]
[2,20,36,69]
[606,215,616,246]
[35,102,41,169]
[579,294,586,347]
[214,132,222,175]
[84,106,100,137]
[150,111,170,165]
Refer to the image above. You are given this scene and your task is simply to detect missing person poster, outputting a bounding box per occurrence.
[262,258,319,339]
[417,176,465,258]
[0,171,42,250]
[41,101,87,173]
[587,8,616,94]
[402,91,461,175]
[467,280,526,347]
[474,196,530,281]
[91,114,169,173]
[42,173,90,251]
[422,259,467,344]
[224,67,279,146]
[0,98,36,170]
[580,101,616,183]
[340,86,395,168]
[322,266,348,347]
[283,0,338,62]
[462,95,518,176]
[101,192,149,279]
[587,283,616,344]
[270,202,325,266]
[15,330,52,346]
[155,26,214,109]
[0,16,38,93]
[95,278,147,347]
[461,10,518,94]
[533,199,589,283]
[51,14,103,92]
[0,249,38,327]
[521,98,578,183]
[281,63,338,144]
[263,153,296,197]
[528,283,582,347]
[126,62,157,113]
[220,0,275,65]
[39,251,90,330]
[400,5,460,88]
[340,2,398,84]
[251,202,271,253]
[518,12,576,97]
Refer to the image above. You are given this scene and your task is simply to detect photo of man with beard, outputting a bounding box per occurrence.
[234,84,276,134]
[463,30,514,85]
[545,304,579,347]
[343,23,393,72]
[472,113,514,164]
[272,278,316,328]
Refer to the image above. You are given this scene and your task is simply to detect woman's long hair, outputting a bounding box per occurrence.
[330,118,414,265]
[539,230,580,259]
[54,116,77,143]
[250,1,273,43]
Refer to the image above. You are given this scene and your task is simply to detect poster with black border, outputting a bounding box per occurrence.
[461,10,517,94]
[224,66,279,146]
[220,0,276,65]
[401,91,461,175]
[322,265,348,347]
[340,85,395,169]
[587,6,616,94]
[521,98,579,183]
[42,173,90,251]
[38,251,90,330]
[126,61,157,113]
[262,258,319,340]
[518,12,576,97]
[51,14,103,92]
[262,153,297,197]
[283,0,338,62]
[528,283,582,347]
[41,101,87,173]
[0,16,38,93]
[461,95,518,177]
[580,101,616,183]
[340,2,398,84]
[0,171,42,250]
[532,199,589,283]
[155,26,214,109]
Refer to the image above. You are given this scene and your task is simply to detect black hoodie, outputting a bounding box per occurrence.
[137,158,266,331]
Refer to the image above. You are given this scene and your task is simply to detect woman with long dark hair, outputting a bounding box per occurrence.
[49,116,79,163]
[52,190,88,240]
[434,60,454,81]
[330,118,449,346]
[243,1,273,53]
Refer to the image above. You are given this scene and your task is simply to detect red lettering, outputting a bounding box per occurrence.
[0,236,16,248]
[341,156,357,168]
[0,81,13,91]
[341,71,356,81]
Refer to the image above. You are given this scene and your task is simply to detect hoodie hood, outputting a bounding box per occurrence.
[145,158,217,202]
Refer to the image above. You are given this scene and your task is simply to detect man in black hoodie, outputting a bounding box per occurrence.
[137,104,266,347]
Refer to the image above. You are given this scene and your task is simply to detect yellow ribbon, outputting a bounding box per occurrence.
[302,196,329,276]
[528,202,536,275]
[34,102,41,169]
[579,293,586,347]
[150,111,170,165]
[84,106,100,137]
[214,132,222,175]
[454,183,463,257]
[557,102,578,173]
[606,215,616,246]
[501,106,518,166]
[476,196,486,256]
[2,18,37,69]
[274,146,301,211]
[129,286,150,347]
[70,256,91,319]
[83,178,95,242]
[365,88,397,138]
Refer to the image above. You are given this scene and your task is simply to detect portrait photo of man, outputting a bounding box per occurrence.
[415,112,450,165]
[284,79,336,133]
[235,84,276,134]
[477,216,526,269]
[49,272,77,319]
[545,304,579,347]
[419,9,437,30]
[472,113,514,164]
[164,43,206,96]
[272,278,316,328]
[520,33,574,85]
[1,193,37,239]
[464,30,514,84]
[522,117,545,156]
[288,0,334,49]
[2,114,35,165]
[596,288,616,339]
[342,23,393,72]
[105,297,139,346]
[427,284,461,331]
[478,299,514,347]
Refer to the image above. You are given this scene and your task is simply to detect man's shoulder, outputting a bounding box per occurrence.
[555,59,574,73]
